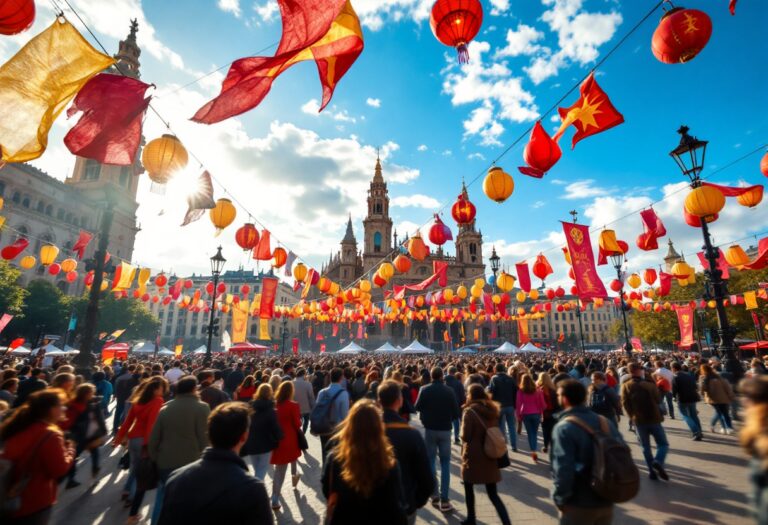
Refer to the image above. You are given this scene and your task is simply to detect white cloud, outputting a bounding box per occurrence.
[560,179,613,200]
[366,98,381,108]
[417,144,428,152]
[489,0,511,15]
[301,99,357,123]
[468,152,486,161]
[352,0,433,30]
[496,24,546,58]
[391,195,441,209]
[254,0,279,22]
[531,200,546,209]
[442,149,453,156]
[218,0,241,17]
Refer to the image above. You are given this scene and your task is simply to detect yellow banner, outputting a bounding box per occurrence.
[259,318,270,340]
[744,291,758,310]
[232,300,249,343]
[174,344,183,356]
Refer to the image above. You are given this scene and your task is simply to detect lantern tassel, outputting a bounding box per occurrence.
[456,44,470,64]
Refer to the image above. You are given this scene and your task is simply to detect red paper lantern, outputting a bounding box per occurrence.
[643,269,658,286]
[430,0,483,64]
[235,223,259,251]
[761,152,768,178]
[1,238,29,260]
[132,289,141,298]
[373,273,387,288]
[48,263,61,275]
[610,279,622,292]
[217,282,226,294]
[162,296,172,305]
[65,271,78,283]
[241,284,250,295]
[0,0,35,36]
[152,295,159,303]
[155,274,168,287]
[206,282,214,294]
[184,280,193,289]
[141,293,150,302]
[556,304,564,313]
[652,7,712,64]
[555,286,565,298]
[451,191,476,225]
[393,254,412,273]
[518,121,562,178]
[428,215,453,246]
[532,254,553,282]
[570,286,578,295]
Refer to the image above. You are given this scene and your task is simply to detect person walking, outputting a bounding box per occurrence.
[378,380,434,525]
[92,371,113,417]
[198,370,230,410]
[738,375,768,525]
[113,376,169,523]
[415,366,460,512]
[621,362,670,481]
[293,368,315,434]
[654,360,675,419]
[516,374,546,462]
[163,361,185,385]
[487,363,518,451]
[314,368,350,464]
[13,368,47,407]
[61,383,107,488]
[445,366,466,445]
[157,402,273,525]
[588,371,622,428]
[0,389,75,525]
[223,363,245,398]
[322,400,408,525]
[537,372,558,454]
[700,363,736,435]
[234,375,257,402]
[671,362,703,440]
[148,376,210,525]
[270,381,302,511]
[242,383,283,481]
[551,379,625,524]
[460,384,512,525]
[113,364,139,432]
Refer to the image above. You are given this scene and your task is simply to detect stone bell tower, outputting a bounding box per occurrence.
[362,154,393,272]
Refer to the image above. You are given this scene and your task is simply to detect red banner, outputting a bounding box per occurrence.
[697,250,730,280]
[292,337,299,355]
[631,337,643,352]
[676,305,695,348]
[562,222,608,300]
[260,277,278,319]
[392,261,448,299]
[517,318,530,345]
[515,262,531,292]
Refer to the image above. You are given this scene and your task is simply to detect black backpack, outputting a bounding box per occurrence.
[309,389,344,436]
[589,388,611,417]
[565,415,640,503]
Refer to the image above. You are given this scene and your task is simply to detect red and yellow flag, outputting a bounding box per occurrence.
[193,0,363,124]
[554,72,624,149]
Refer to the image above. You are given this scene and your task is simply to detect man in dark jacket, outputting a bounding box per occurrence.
[223,362,244,397]
[551,379,624,524]
[414,367,459,512]
[158,402,272,525]
[379,380,434,525]
[112,364,139,431]
[671,362,703,440]
[444,366,466,445]
[588,371,621,426]
[198,370,230,409]
[13,367,47,407]
[487,363,518,451]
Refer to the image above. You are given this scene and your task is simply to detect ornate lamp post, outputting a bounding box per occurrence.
[205,246,226,363]
[670,126,743,376]
[609,250,633,356]
[489,246,500,292]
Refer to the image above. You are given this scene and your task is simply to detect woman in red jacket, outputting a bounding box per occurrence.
[270,380,302,511]
[113,376,168,524]
[0,389,75,525]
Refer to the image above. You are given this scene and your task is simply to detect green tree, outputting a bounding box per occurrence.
[8,279,71,344]
[607,319,625,344]
[72,293,160,342]
[0,260,27,318]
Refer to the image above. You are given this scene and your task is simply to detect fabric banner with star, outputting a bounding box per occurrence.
[676,305,695,348]
[554,72,624,149]
[562,221,608,300]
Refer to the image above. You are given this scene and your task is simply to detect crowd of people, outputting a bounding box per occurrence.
[0,349,767,525]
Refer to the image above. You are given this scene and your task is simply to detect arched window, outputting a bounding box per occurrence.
[21,197,30,208]
[36,201,44,212]
[373,231,382,253]
[83,159,100,181]
[375,202,382,214]
[57,208,64,220]
[469,243,477,255]
[45,205,53,216]
[11,192,20,204]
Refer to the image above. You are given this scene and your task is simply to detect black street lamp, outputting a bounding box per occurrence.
[281,317,288,355]
[609,249,633,356]
[670,126,743,377]
[205,246,226,363]
[489,246,500,293]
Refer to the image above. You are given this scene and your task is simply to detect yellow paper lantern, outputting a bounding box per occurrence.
[470,285,483,298]
[707,300,716,308]
[39,244,59,266]
[60,258,77,273]
[627,273,641,289]
[528,289,539,300]
[725,245,750,267]
[483,166,514,203]
[684,185,725,220]
[359,279,371,293]
[379,262,395,280]
[456,285,468,299]
[210,198,236,232]
[671,261,693,279]
[492,294,501,304]
[141,134,188,184]
[293,263,307,282]
[515,291,526,303]
[496,272,516,292]
[443,288,454,301]
[736,186,764,208]
[19,255,36,269]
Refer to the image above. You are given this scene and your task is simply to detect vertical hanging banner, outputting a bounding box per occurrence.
[72,231,93,259]
[631,337,643,352]
[562,222,608,300]
[0,314,13,334]
[517,318,530,345]
[356,323,363,339]
[676,305,695,348]
[259,319,270,340]
[658,272,673,297]
[260,277,278,319]
[301,269,316,299]
[744,291,758,310]
[231,300,249,343]
[292,337,299,354]
[515,262,531,293]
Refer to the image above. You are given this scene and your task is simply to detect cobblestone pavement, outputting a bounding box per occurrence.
[52,403,753,525]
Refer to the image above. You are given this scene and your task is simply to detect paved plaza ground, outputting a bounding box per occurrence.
[52,403,754,525]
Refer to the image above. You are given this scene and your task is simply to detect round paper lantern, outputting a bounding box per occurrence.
[685,185,725,220]
[60,258,77,273]
[470,284,483,298]
[529,289,539,301]
[520,121,562,178]
[456,285,467,299]
[545,288,555,300]
[532,254,553,281]
[496,272,515,293]
[483,166,514,203]
[627,273,642,289]
[19,255,36,269]
[373,273,387,288]
[141,134,188,184]
[429,0,483,64]
[736,186,764,208]
[359,279,371,293]
[393,254,412,273]
[515,291,526,303]
[271,247,287,268]
[293,262,307,282]
[643,268,657,286]
[451,191,476,225]
[39,244,59,266]
[408,233,429,261]
[155,273,168,287]
[235,223,259,250]
[65,271,78,283]
[0,0,35,36]
[241,284,250,295]
[725,245,750,267]
[48,263,61,275]
[609,279,622,293]
[761,152,768,178]
[379,262,395,280]
[651,7,712,64]
[671,261,693,279]
[428,215,452,246]
[210,198,237,232]
[555,286,565,298]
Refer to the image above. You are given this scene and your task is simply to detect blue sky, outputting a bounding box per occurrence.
[3,0,767,284]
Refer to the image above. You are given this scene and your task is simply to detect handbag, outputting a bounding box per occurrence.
[497,451,511,469]
[135,445,158,491]
[297,429,309,451]
[118,451,131,471]
[468,409,507,459]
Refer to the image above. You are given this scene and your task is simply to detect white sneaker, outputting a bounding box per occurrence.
[725,428,735,435]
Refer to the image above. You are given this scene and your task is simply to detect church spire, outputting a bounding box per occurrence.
[373,148,384,184]
[113,19,142,78]
[342,213,356,244]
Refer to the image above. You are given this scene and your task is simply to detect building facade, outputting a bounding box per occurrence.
[0,21,142,295]
[526,298,622,347]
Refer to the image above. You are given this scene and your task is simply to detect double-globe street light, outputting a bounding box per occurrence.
[205,246,226,363]
[608,249,633,356]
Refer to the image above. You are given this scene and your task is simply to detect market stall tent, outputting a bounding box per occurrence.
[493,342,519,354]
[373,342,400,353]
[338,341,366,354]
[229,342,268,354]
[402,340,434,354]
[519,342,545,353]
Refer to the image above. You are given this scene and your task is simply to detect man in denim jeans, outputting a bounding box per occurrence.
[487,363,518,451]
[415,366,460,512]
[671,362,703,440]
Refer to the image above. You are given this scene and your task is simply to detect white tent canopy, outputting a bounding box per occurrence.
[63,345,79,355]
[374,342,400,353]
[519,342,545,353]
[34,343,64,355]
[493,342,519,354]
[9,346,31,355]
[192,345,207,354]
[337,341,366,354]
[133,341,172,354]
[157,348,175,356]
[402,340,434,354]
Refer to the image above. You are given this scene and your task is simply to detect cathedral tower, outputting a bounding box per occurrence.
[455,182,483,265]
[363,155,393,271]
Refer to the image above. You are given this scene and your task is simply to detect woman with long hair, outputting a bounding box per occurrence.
[460,384,511,525]
[700,364,736,434]
[0,389,75,524]
[61,383,107,488]
[241,383,282,480]
[516,374,546,462]
[270,380,302,511]
[113,376,168,524]
[235,375,257,401]
[536,372,558,454]
[739,375,768,524]
[322,399,407,525]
